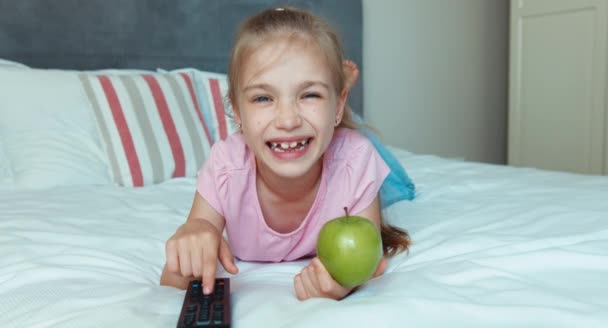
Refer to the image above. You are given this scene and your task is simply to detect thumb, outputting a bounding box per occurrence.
[218,238,239,274]
[372,257,387,278]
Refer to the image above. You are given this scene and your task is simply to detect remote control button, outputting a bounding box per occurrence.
[196,312,211,325]
[184,313,195,326]
[201,295,212,306]
[198,309,210,323]
[199,305,211,315]
[186,304,197,313]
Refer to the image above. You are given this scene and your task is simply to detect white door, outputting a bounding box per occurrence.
[509,0,607,174]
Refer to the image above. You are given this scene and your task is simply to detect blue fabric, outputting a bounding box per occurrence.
[193,78,217,141]
[354,115,415,208]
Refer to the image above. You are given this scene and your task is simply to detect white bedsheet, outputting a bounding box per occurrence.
[1,148,607,327]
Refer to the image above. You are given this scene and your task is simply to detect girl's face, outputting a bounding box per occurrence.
[234,38,346,180]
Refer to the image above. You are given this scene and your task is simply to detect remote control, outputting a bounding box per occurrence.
[176,278,231,328]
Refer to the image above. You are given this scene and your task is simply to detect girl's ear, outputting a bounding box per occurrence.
[232,102,241,125]
[335,88,348,123]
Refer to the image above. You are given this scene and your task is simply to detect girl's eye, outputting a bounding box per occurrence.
[303,93,321,99]
[253,96,272,103]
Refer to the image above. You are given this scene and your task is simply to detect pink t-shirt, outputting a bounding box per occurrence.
[196,128,390,262]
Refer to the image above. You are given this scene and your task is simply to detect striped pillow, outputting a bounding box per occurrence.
[80,72,212,187]
[196,72,233,142]
[162,69,239,143]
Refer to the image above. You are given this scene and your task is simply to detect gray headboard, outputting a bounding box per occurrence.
[0,0,363,115]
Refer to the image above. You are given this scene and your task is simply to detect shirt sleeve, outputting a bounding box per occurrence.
[346,135,391,215]
[196,146,225,217]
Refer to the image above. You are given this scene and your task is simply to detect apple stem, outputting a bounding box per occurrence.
[343,207,350,217]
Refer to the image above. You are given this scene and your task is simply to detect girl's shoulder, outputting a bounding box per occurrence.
[207,132,251,172]
[325,128,375,162]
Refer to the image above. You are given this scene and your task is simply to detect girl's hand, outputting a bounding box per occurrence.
[165,219,238,294]
[294,257,351,300]
[293,257,387,301]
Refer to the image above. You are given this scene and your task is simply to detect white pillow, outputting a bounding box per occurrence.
[0,68,112,189]
[0,66,220,189]
[0,58,29,69]
[0,137,14,188]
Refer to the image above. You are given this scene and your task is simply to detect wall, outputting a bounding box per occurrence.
[362,0,508,164]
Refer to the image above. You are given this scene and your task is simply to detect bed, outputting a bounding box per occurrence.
[1,1,608,327]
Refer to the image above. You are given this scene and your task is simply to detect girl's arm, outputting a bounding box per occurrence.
[294,195,387,301]
[161,192,238,293]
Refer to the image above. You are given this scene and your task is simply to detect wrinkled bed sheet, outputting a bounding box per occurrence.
[1,148,607,327]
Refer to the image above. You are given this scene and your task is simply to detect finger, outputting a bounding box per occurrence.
[218,238,239,274]
[300,265,321,297]
[372,258,388,278]
[311,257,334,293]
[312,258,352,299]
[201,244,219,295]
[294,274,308,301]
[178,242,192,277]
[165,239,180,273]
[306,263,322,293]
[190,245,203,277]
[308,259,323,293]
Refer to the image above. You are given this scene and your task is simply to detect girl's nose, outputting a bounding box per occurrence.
[275,102,302,130]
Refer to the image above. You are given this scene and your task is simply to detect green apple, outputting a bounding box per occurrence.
[316,207,383,288]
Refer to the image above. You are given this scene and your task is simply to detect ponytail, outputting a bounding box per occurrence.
[380,219,411,257]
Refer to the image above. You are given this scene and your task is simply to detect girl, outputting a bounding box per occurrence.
[160,7,410,301]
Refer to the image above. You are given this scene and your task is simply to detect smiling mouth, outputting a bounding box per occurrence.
[266,138,313,152]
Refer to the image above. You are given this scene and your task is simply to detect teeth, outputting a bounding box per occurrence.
[269,138,310,151]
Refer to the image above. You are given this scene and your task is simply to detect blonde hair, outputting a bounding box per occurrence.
[228,7,360,128]
[227,7,411,257]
